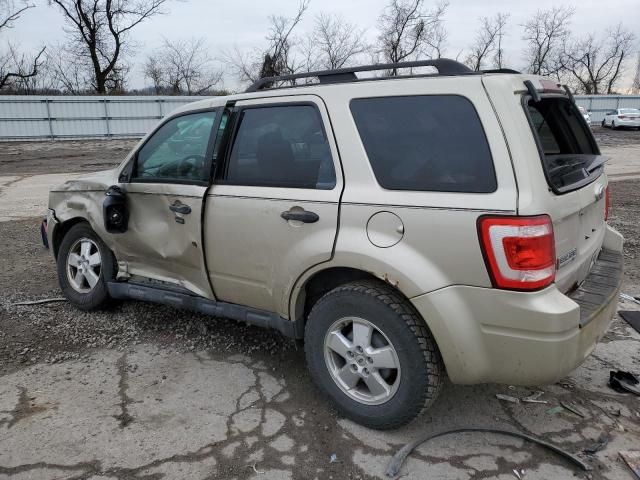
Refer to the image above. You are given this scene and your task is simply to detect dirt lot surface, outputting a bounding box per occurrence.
[0,139,138,176]
[1,131,640,479]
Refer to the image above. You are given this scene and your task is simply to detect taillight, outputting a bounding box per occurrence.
[618,115,627,119]
[478,215,556,291]
[605,186,610,221]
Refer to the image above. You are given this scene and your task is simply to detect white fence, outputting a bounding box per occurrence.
[1,94,639,142]
[0,95,203,141]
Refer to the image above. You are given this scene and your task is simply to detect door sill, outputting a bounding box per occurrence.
[107,282,303,339]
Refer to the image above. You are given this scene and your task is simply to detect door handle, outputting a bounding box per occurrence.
[169,201,191,215]
[281,209,319,224]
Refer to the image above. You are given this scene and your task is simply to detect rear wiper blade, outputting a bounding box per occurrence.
[586,155,608,173]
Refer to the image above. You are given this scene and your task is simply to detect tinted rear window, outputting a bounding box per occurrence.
[526,97,601,193]
[350,96,496,193]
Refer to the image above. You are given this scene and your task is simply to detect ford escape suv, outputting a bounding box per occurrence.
[44,59,623,430]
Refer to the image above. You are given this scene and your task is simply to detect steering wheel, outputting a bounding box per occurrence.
[156,154,205,178]
[177,154,206,178]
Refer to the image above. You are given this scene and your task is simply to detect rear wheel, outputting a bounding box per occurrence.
[601,119,606,128]
[57,223,116,310]
[612,120,617,130]
[304,280,443,429]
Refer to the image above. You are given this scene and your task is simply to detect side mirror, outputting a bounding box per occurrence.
[103,185,129,234]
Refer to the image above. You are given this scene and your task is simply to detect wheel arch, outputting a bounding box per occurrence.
[52,217,90,259]
[291,265,438,337]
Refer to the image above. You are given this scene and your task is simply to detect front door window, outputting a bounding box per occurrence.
[133,111,217,182]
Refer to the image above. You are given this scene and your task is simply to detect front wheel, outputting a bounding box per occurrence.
[304,281,444,430]
[57,222,117,310]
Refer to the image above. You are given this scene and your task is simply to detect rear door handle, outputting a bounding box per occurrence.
[169,201,191,215]
[281,209,319,224]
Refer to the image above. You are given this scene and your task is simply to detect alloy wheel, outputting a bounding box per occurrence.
[66,237,102,293]
[323,317,401,405]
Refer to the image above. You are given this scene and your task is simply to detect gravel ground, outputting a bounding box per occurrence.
[0,218,297,373]
[0,138,138,176]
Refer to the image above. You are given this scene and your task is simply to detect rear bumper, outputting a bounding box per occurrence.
[617,120,640,127]
[412,226,623,385]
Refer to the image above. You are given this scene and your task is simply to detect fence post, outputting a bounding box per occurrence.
[45,99,54,140]
[157,98,163,119]
[103,98,111,138]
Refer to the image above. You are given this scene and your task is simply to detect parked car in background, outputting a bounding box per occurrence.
[578,106,591,125]
[44,60,623,430]
[602,108,640,129]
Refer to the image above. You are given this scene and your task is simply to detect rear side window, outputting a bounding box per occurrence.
[350,96,496,193]
[225,105,336,189]
[526,97,601,193]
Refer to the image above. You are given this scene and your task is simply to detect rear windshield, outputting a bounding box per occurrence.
[525,97,602,193]
[350,95,496,193]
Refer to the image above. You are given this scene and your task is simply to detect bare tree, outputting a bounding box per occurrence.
[562,24,635,94]
[46,45,88,93]
[492,13,509,69]
[260,0,309,79]
[422,19,447,59]
[312,13,368,70]
[465,13,509,71]
[0,0,30,28]
[632,52,640,94]
[225,0,309,85]
[0,0,45,91]
[48,0,169,93]
[377,0,448,75]
[144,38,222,95]
[522,6,574,76]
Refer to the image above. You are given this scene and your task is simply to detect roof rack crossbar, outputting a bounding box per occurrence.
[245,58,472,92]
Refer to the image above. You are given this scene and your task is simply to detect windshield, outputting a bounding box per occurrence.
[525,96,602,193]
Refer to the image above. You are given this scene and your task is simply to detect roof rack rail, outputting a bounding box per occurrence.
[481,68,521,74]
[245,58,472,93]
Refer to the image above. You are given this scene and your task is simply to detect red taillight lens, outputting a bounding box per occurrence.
[478,215,556,291]
[618,115,627,119]
[605,186,610,221]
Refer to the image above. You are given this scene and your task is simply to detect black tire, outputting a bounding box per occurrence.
[304,280,444,430]
[601,119,606,128]
[57,222,117,311]
[612,121,617,130]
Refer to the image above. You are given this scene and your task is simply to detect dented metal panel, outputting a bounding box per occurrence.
[115,182,212,298]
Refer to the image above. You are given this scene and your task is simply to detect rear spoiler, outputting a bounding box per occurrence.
[524,79,575,104]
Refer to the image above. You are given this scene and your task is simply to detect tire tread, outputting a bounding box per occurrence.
[306,279,444,429]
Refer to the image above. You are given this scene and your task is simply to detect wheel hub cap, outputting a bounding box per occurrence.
[66,238,102,293]
[323,317,401,405]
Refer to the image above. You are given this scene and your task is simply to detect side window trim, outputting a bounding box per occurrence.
[207,103,235,184]
[216,101,337,190]
[120,107,219,186]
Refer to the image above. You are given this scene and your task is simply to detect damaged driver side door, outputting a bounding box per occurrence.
[113,109,219,298]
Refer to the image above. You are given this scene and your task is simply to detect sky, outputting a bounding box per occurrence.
[6,0,640,91]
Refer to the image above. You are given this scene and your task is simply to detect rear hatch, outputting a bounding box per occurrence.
[522,91,608,293]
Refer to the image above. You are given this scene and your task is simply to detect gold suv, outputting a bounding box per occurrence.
[45,60,624,429]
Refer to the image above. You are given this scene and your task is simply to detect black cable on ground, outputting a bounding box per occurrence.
[386,427,592,478]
